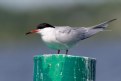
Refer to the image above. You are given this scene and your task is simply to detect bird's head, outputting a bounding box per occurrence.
[26,23,55,35]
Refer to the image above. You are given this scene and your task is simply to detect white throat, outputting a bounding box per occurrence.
[37,27,55,36]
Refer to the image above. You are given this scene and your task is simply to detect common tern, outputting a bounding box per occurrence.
[26,19,116,54]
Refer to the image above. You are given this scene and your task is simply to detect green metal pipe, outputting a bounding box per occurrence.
[33,54,96,81]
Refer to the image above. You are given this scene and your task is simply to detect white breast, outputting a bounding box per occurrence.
[37,28,69,50]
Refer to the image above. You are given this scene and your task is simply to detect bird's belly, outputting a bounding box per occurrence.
[42,36,69,50]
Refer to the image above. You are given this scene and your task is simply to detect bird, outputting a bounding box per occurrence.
[26,19,116,54]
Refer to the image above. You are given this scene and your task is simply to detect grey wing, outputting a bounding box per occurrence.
[79,19,117,39]
[55,19,116,45]
[55,27,86,46]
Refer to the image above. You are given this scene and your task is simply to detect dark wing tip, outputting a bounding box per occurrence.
[108,19,117,23]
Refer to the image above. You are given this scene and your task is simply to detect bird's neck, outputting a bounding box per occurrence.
[38,27,55,36]
[38,27,57,44]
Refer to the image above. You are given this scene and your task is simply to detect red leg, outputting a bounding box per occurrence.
[66,50,68,55]
[57,50,60,54]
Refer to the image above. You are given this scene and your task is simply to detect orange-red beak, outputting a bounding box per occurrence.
[26,29,39,35]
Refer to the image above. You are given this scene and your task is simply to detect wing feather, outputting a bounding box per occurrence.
[55,27,86,47]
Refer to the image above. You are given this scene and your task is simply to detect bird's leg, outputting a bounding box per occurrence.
[57,50,60,54]
[66,50,68,55]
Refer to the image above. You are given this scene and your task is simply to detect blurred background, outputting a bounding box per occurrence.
[0,0,121,81]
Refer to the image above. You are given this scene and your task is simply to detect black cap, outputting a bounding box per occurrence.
[37,23,55,29]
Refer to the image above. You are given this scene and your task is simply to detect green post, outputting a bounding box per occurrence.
[33,54,96,81]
